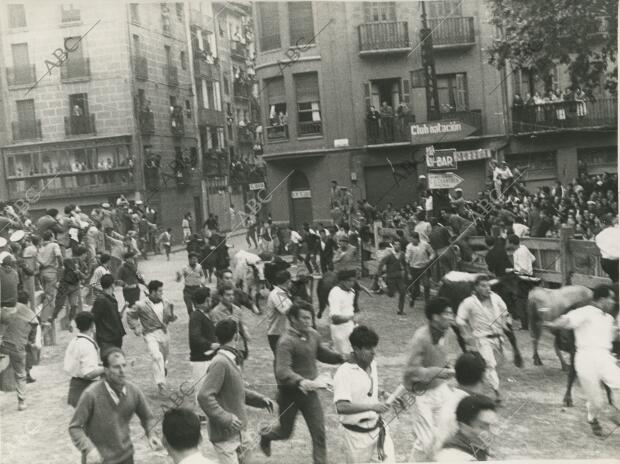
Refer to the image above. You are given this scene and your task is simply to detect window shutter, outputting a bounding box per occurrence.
[258,2,281,51]
[363,82,371,110]
[288,2,314,45]
[402,79,410,104]
[455,73,467,111]
[294,73,319,103]
[267,77,286,104]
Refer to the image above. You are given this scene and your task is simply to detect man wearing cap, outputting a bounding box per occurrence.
[176,252,205,315]
[329,269,357,355]
[117,252,145,308]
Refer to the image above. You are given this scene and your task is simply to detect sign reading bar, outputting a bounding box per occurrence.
[426,148,457,172]
[453,149,492,162]
[428,172,464,190]
[410,120,477,145]
[249,182,266,191]
[291,190,311,199]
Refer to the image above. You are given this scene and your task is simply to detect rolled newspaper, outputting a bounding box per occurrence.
[385,384,407,405]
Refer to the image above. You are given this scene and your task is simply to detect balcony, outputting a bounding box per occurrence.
[6,64,36,87]
[266,124,289,141]
[198,108,225,126]
[135,55,148,80]
[61,57,90,81]
[164,64,179,86]
[12,120,42,141]
[358,21,410,56]
[427,17,475,50]
[366,114,414,144]
[7,168,134,200]
[237,126,253,144]
[233,81,250,100]
[230,40,248,61]
[588,16,610,39]
[194,53,218,80]
[139,110,155,135]
[171,106,184,136]
[298,121,323,137]
[64,114,96,136]
[511,98,618,134]
[190,9,212,31]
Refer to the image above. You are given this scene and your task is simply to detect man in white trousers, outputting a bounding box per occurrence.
[328,269,357,355]
[127,280,177,395]
[544,285,620,436]
[403,297,457,461]
[456,274,510,403]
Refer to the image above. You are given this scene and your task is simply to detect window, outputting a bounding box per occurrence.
[15,99,37,139]
[175,2,183,21]
[363,2,396,22]
[180,51,186,70]
[426,0,462,18]
[130,3,140,24]
[185,100,192,119]
[8,4,26,28]
[294,72,321,136]
[161,3,171,35]
[266,77,288,140]
[165,45,172,65]
[205,126,226,149]
[509,152,556,180]
[437,73,468,112]
[288,2,314,46]
[69,93,89,115]
[223,75,230,95]
[64,36,83,57]
[68,93,91,134]
[258,2,281,51]
[9,43,33,85]
[61,4,80,22]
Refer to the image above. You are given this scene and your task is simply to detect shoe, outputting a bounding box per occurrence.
[26,375,36,384]
[589,419,603,436]
[397,311,405,316]
[18,400,27,411]
[259,435,272,457]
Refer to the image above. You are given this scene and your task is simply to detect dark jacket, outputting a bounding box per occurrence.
[377,251,407,280]
[319,237,337,263]
[92,293,126,344]
[485,244,512,277]
[189,309,217,362]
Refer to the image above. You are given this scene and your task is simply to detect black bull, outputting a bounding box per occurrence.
[436,273,524,368]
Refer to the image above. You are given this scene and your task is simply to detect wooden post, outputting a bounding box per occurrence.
[559,225,574,285]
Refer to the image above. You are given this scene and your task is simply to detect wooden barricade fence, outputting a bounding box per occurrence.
[373,223,612,287]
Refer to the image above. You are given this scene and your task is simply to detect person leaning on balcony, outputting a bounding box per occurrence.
[396,101,411,138]
[379,101,394,140]
[366,106,380,142]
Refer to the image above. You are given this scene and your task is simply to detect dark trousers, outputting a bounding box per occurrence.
[98,339,123,358]
[267,335,280,354]
[409,266,430,302]
[122,287,141,307]
[183,286,200,315]
[385,277,406,311]
[262,388,326,464]
[305,252,319,274]
[82,454,133,464]
[514,279,531,329]
[53,282,81,326]
[601,258,619,283]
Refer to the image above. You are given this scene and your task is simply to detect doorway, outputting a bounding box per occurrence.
[288,170,313,229]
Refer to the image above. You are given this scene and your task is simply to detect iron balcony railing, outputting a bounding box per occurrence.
[266,124,289,141]
[298,121,323,137]
[61,57,91,80]
[437,109,482,134]
[511,98,617,134]
[358,21,409,53]
[12,119,42,141]
[427,17,475,48]
[7,64,36,86]
[366,113,414,144]
[64,114,96,135]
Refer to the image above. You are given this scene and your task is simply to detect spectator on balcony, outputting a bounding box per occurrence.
[379,101,394,141]
[396,101,411,138]
[513,93,524,108]
[366,105,380,143]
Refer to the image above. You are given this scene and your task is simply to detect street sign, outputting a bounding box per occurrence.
[291,190,311,199]
[428,172,464,190]
[249,182,265,191]
[453,148,492,162]
[426,148,457,172]
[410,120,477,145]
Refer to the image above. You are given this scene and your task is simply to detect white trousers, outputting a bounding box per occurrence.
[474,337,503,392]
[330,321,355,355]
[191,360,211,411]
[409,382,452,461]
[575,349,620,422]
[212,432,251,464]
[342,426,395,463]
[144,329,169,386]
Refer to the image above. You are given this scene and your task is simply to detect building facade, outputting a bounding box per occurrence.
[253,1,617,228]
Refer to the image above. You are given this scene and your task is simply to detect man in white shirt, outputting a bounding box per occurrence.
[544,285,620,436]
[413,211,432,244]
[162,408,216,464]
[64,311,104,407]
[405,232,435,305]
[289,228,304,264]
[456,275,510,403]
[328,270,357,355]
[265,270,293,353]
[333,325,395,463]
[507,234,536,330]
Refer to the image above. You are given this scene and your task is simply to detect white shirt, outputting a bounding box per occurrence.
[333,361,379,426]
[290,230,302,244]
[63,334,100,378]
[512,244,536,275]
[434,387,470,454]
[328,285,355,319]
[152,301,165,323]
[512,223,529,238]
[456,293,509,340]
[179,452,217,464]
[561,306,617,352]
[425,196,433,211]
[104,380,127,405]
[595,225,620,259]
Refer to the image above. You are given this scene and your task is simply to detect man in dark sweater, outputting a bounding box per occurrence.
[69,348,162,464]
[260,301,346,464]
[116,252,145,308]
[92,274,126,352]
[188,287,219,421]
[198,319,274,463]
[376,240,408,315]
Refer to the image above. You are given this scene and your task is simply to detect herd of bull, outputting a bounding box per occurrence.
[230,249,619,409]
